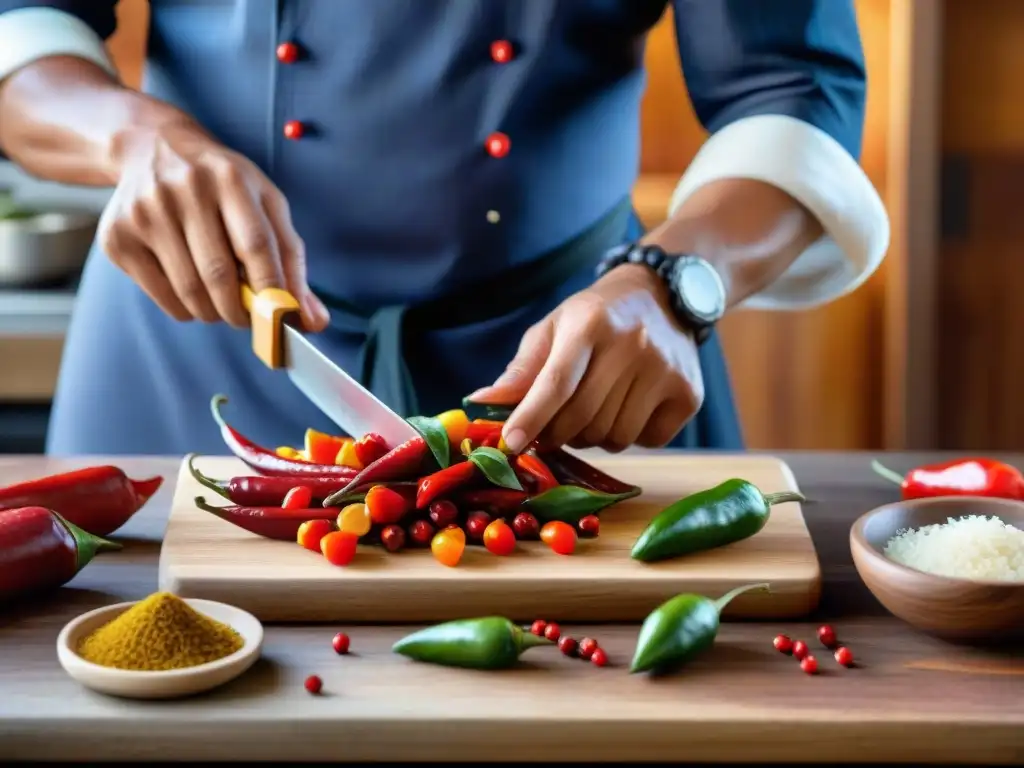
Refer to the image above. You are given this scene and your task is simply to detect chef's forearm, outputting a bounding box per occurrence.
[0,56,191,187]
[641,177,823,310]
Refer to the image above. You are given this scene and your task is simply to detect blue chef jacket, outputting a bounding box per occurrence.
[0,0,868,456]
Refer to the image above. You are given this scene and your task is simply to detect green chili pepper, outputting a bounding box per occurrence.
[630,479,805,563]
[630,582,770,674]
[525,484,641,524]
[407,415,450,469]
[461,397,516,422]
[392,616,552,670]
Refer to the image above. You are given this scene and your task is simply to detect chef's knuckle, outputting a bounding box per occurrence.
[200,257,235,285]
[126,199,152,230]
[177,276,206,305]
[544,369,574,401]
[237,226,273,257]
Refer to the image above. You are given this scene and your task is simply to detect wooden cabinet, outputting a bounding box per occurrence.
[106,0,931,450]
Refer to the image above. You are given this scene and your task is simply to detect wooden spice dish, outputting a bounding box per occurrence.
[850,497,1024,644]
[56,598,263,700]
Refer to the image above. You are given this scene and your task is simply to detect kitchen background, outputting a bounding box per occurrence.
[0,0,1015,454]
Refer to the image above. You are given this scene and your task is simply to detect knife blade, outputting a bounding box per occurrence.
[241,284,419,448]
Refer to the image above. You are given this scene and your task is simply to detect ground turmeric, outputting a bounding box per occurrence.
[77,592,244,671]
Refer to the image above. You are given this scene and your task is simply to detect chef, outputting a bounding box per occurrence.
[0,1,887,457]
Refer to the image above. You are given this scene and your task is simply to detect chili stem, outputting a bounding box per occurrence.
[870,459,906,487]
[713,582,770,614]
[186,453,231,500]
[762,491,806,506]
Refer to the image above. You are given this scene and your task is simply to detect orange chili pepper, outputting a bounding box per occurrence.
[431,525,466,567]
[321,530,359,566]
[297,519,333,553]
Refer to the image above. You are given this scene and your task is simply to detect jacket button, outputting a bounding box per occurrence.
[276,41,300,64]
[490,40,514,63]
[283,120,305,140]
[485,132,510,158]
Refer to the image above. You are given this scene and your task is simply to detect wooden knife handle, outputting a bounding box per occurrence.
[240,283,301,370]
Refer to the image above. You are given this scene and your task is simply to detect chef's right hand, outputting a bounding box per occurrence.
[97,120,330,330]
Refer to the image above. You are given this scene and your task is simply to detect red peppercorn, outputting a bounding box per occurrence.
[577,637,598,660]
[577,514,600,537]
[304,674,323,694]
[407,519,435,546]
[773,634,793,654]
[800,655,818,675]
[529,619,547,636]
[792,640,809,660]
[331,632,350,655]
[817,624,838,649]
[557,636,578,657]
[590,648,608,667]
[428,499,459,528]
[834,646,854,667]
[543,622,561,642]
[512,511,540,539]
[380,524,406,552]
[465,510,491,540]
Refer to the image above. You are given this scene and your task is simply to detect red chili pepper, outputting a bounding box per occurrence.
[416,461,478,509]
[465,420,503,445]
[194,495,333,541]
[456,488,528,512]
[0,466,163,538]
[871,458,1024,500]
[210,394,358,478]
[322,436,431,506]
[536,448,639,496]
[187,454,358,506]
[514,453,559,494]
[0,507,120,602]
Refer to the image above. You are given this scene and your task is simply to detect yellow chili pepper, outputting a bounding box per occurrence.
[337,503,372,537]
[276,446,301,459]
[436,408,470,445]
[459,438,474,457]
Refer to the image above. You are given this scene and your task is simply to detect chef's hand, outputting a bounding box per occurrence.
[470,263,704,453]
[98,120,329,330]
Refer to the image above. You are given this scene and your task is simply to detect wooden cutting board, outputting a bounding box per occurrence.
[158,453,820,623]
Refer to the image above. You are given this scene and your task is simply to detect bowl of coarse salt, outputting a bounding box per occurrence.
[850,496,1024,644]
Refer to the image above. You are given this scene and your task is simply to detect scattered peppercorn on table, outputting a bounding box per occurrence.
[1,452,1023,764]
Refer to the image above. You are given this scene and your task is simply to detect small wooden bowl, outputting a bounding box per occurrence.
[850,497,1024,644]
[56,598,263,699]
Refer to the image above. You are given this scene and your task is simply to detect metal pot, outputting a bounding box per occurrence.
[0,205,99,289]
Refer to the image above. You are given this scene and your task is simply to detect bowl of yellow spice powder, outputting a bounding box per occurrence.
[56,592,263,700]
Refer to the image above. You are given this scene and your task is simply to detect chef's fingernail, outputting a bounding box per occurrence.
[503,428,527,454]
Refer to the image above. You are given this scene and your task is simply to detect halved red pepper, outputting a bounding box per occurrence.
[416,461,478,509]
[353,433,389,467]
[304,429,350,466]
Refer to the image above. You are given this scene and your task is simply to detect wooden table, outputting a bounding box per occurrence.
[1,452,1022,764]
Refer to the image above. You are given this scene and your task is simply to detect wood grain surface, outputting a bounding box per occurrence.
[159,454,819,623]
[1,453,1023,764]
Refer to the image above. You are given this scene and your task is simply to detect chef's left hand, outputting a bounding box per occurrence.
[469,263,704,454]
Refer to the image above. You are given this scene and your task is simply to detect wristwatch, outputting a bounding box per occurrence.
[595,243,727,345]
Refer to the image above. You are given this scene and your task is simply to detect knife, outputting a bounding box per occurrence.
[240,284,420,448]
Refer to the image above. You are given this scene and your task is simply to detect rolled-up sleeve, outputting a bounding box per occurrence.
[0,1,118,81]
[669,0,890,309]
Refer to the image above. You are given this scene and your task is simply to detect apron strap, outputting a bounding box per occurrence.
[321,197,633,415]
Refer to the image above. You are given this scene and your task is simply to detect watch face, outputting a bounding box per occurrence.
[672,258,726,322]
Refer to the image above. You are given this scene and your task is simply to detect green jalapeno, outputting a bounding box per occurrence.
[630,479,805,562]
[630,582,770,674]
[392,616,552,670]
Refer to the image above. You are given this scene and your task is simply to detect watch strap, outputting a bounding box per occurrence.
[596,243,718,345]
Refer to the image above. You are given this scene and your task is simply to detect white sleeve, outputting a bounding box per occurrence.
[0,7,117,81]
[668,114,890,310]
